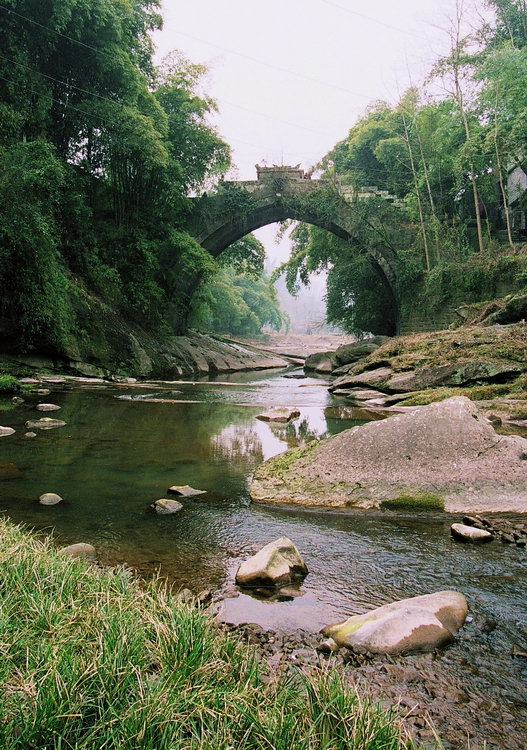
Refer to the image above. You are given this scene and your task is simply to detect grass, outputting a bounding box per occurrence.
[381,493,445,512]
[0,373,20,393]
[0,519,426,750]
[353,323,527,376]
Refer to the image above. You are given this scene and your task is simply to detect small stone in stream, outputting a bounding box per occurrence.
[151,498,183,514]
[25,418,66,430]
[167,485,206,497]
[40,376,66,384]
[501,532,516,544]
[24,432,37,439]
[0,426,15,437]
[283,373,307,379]
[317,638,340,654]
[451,523,493,543]
[256,407,300,423]
[236,537,308,587]
[39,492,63,505]
[176,588,195,604]
[59,542,97,561]
[11,396,24,405]
[36,389,50,395]
[19,378,40,385]
[516,538,526,548]
[196,589,212,605]
[36,403,61,412]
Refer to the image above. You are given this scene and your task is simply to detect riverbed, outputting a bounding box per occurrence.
[1,369,526,748]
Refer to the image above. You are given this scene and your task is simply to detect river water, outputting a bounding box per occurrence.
[1,369,526,747]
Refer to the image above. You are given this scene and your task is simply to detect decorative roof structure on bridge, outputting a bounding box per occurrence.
[255,164,307,181]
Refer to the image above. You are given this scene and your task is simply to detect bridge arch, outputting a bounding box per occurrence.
[185,170,401,334]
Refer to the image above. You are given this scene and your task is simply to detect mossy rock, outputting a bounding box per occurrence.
[380,493,445,511]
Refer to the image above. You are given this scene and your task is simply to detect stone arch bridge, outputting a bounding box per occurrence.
[184,165,402,333]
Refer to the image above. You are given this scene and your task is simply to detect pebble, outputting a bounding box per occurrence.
[39,492,63,506]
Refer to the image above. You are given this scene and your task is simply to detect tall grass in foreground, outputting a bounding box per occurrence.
[0,519,427,749]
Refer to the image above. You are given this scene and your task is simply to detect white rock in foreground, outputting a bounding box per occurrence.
[322,590,468,655]
[152,498,183,514]
[236,537,308,587]
[451,523,493,543]
[256,408,301,423]
[0,426,15,437]
[39,493,63,506]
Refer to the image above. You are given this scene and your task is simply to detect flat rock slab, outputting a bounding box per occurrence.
[385,361,522,394]
[167,485,206,497]
[451,523,493,543]
[0,426,15,437]
[236,537,308,588]
[36,403,61,411]
[39,493,63,506]
[322,590,468,655]
[152,498,184,514]
[25,418,66,430]
[250,397,527,512]
[329,367,393,392]
[256,408,300,423]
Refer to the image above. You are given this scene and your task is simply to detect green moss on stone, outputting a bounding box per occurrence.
[381,492,445,511]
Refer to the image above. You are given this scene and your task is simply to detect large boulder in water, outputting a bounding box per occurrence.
[304,351,337,373]
[322,590,468,655]
[333,336,389,367]
[235,537,308,587]
[250,397,527,512]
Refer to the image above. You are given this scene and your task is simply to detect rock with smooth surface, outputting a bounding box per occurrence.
[25,418,66,430]
[167,485,206,497]
[334,337,388,366]
[304,351,337,373]
[24,432,37,439]
[0,426,15,437]
[39,492,63,506]
[451,523,493,543]
[236,537,308,587]
[329,367,393,392]
[250,397,527,512]
[256,407,300,423]
[36,403,61,412]
[322,590,468,655]
[152,498,183,514]
[59,543,97,560]
[385,361,522,394]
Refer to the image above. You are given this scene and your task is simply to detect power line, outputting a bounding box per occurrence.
[0,71,119,129]
[216,97,336,139]
[0,52,122,107]
[0,4,342,143]
[166,28,373,101]
[0,3,117,61]
[317,0,422,39]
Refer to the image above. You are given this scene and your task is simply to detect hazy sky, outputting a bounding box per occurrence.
[154,0,475,262]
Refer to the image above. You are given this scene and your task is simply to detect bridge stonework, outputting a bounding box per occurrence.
[185,168,404,334]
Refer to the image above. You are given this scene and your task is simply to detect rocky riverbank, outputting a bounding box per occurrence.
[0,328,292,379]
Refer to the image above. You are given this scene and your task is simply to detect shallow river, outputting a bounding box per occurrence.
[1,369,526,746]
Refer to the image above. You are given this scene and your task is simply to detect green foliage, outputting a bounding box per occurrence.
[0,519,417,750]
[0,1,233,351]
[190,267,287,337]
[219,233,266,277]
[0,373,20,392]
